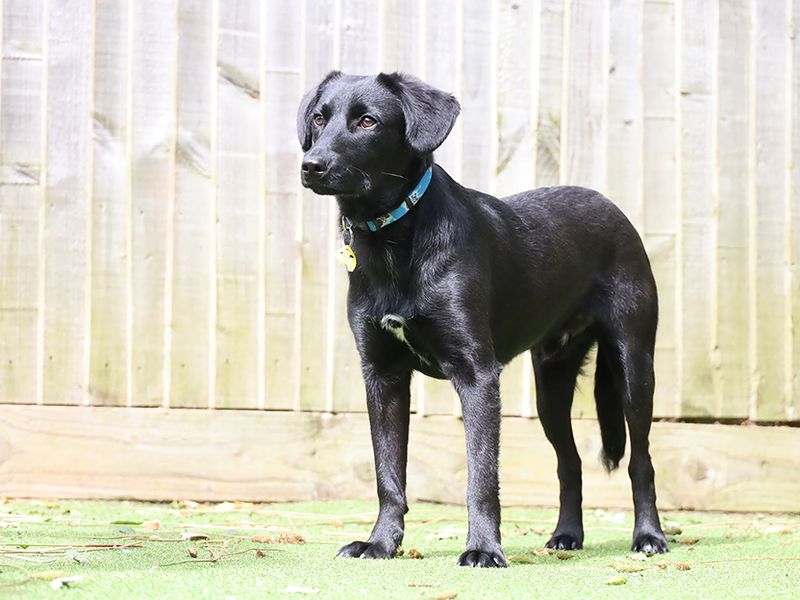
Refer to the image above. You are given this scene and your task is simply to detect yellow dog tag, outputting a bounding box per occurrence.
[336,244,357,272]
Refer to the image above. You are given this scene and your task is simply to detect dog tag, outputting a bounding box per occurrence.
[336,244,357,272]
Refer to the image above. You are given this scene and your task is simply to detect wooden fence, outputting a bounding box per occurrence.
[1,0,799,511]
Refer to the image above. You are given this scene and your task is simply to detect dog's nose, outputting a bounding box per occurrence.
[302,157,328,176]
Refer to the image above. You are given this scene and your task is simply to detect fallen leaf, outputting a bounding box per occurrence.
[428,592,458,600]
[32,570,67,580]
[50,575,84,590]
[611,562,646,573]
[250,532,305,544]
[395,547,405,557]
[629,553,648,561]
[255,549,266,558]
[508,554,535,564]
[284,584,318,594]
[143,521,160,531]
[251,535,271,543]
[656,561,668,570]
[556,551,573,560]
[182,532,210,541]
[663,524,682,536]
[187,548,198,558]
[533,549,552,557]
[675,563,691,571]
[408,548,424,559]
[677,538,700,545]
[606,576,628,586]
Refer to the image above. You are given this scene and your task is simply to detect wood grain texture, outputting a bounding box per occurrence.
[129,0,175,407]
[299,0,336,412]
[678,0,716,417]
[380,0,421,73]
[792,0,800,420]
[535,0,564,188]
[41,0,92,405]
[88,0,129,407]
[643,0,678,418]
[214,0,261,409]
[0,0,43,405]
[2,405,799,512]
[606,0,643,230]
[752,0,789,420]
[563,0,606,189]
[263,0,303,410]
[169,0,214,408]
[715,0,751,418]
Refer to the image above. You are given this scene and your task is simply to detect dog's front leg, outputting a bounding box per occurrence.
[337,365,411,560]
[453,361,507,568]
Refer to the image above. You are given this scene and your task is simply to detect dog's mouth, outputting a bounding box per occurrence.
[301,169,371,196]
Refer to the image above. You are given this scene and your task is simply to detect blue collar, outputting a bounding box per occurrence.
[346,167,433,234]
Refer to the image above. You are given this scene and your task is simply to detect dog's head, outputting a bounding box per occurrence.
[297,72,460,197]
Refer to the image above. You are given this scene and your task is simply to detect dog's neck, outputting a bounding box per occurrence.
[335,156,432,226]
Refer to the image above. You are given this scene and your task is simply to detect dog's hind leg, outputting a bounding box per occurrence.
[532,334,595,550]
[599,296,668,554]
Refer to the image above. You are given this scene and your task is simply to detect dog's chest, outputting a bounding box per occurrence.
[379,313,439,368]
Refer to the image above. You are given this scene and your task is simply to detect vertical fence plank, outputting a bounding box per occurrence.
[496,0,534,418]
[299,0,336,412]
[42,0,92,405]
[564,0,606,418]
[0,0,43,404]
[380,0,420,73]
[419,0,461,415]
[168,1,213,408]
[643,0,678,418]
[461,0,493,193]
[715,0,750,418]
[753,0,789,420]
[536,0,564,189]
[214,0,260,409]
[678,0,716,417]
[563,0,606,189]
[263,0,303,410]
[792,0,800,420]
[130,0,175,407]
[89,0,128,406]
[330,0,380,413]
[607,0,643,230]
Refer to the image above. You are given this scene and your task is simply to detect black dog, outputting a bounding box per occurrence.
[297,72,668,567]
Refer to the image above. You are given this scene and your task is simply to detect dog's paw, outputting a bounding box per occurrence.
[545,532,583,551]
[632,531,669,554]
[336,540,395,560]
[457,548,507,568]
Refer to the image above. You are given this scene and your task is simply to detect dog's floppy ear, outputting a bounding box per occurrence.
[377,72,461,155]
[297,71,341,151]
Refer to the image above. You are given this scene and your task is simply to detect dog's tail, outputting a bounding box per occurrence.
[594,343,626,472]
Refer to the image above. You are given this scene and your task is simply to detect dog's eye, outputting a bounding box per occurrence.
[359,115,377,129]
[312,114,325,127]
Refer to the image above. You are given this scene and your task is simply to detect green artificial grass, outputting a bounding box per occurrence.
[1,499,798,599]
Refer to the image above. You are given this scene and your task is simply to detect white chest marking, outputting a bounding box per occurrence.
[380,314,430,364]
